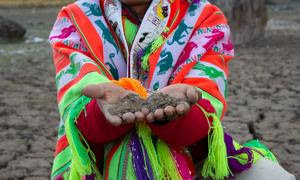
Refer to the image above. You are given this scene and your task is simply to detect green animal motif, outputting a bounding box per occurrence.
[188,3,199,16]
[194,63,224,79]
[56,54,82,88]
[157,49,173,75]
[153,81,160,90]
[167,20,193,45]
[106,53,119,80]
[194,63,228,97]
[56,72,64,88]
[66,56,81,76]
[82,2,102,16]
[95,20,119,53]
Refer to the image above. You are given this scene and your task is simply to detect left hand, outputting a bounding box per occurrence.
[146,84,201,123]
[82,83,145,126]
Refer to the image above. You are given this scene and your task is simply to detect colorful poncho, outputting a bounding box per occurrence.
[49,0,277,179]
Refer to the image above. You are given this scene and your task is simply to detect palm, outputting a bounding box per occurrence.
[146,84,201,123]
[100,85,128,103]
[83,83,145,126]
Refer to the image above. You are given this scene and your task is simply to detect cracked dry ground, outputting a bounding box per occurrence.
[0,3,299,180]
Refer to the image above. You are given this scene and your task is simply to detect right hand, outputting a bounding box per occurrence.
[145,84,201,123]
[82,83,145,126]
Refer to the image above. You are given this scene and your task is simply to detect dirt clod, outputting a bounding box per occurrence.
[108,94,145,116]
[109,93,188,116]
[145,93,187,113]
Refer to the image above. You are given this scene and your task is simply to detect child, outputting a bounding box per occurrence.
[49,0,295,179]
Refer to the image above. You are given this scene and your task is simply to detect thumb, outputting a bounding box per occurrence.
[186,86,202,104]
[82,84,105,99]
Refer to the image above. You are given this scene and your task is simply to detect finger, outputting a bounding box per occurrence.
[176,102,190,115]
[141,108,150,115]
[164,106,176,117]
[154,109,165,120]
[135,111,145,122]
[186,86,200,104]
[122,112,135,124]
[82,84,105,99]
[146,112,155,123]
[108,116,122,126]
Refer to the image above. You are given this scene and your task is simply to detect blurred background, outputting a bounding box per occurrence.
[0,0,299,179]
[0,0,72,7]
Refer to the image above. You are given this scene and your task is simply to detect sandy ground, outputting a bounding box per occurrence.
[0,1,299,179]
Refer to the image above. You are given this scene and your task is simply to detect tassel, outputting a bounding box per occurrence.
[131,133,149,179]
[126,153,137,179]
[202,114,230,179]
[196,104,230,180]
[64,96,102,179]
[137,123,164,179]
[65,114,92,176]
[140,45,152,71]
[157,140,182,180]
[141,28,169,71]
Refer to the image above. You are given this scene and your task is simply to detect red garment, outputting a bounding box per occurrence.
[76,0,214,162]
[76,99,133,144]
[77,99,212,148]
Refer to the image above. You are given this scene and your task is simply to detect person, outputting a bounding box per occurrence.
[49,0,296,179]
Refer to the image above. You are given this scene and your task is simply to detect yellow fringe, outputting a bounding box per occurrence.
[157,140,182,180]
[196,104,230,180]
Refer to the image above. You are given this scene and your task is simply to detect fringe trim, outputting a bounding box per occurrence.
[196,104,230,180]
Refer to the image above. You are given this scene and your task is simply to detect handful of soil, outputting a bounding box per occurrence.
[108,94,146,117]
[108,93,188,117]
[145,93,187,113]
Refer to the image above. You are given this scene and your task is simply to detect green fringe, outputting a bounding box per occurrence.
[126,152,137,180]
[136,123,164,179]
[141,45,153,71]
[157,140,182,180]
[196,104,230,180]
[141,28,169,71]
[63,171,70,179]
[64,96,102,179]
[137,123,183,179]
[117,135,131,180]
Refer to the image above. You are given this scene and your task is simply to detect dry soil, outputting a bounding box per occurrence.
[0,1,299,179]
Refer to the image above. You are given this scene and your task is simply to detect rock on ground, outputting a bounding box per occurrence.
[0,1,299,179]
[0,15,26,42]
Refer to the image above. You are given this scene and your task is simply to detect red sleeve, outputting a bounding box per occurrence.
[76,99,133,143]
[149,98,214,147]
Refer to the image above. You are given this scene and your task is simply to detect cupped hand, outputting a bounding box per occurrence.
[82,83,145,126]
[146,84,201,123]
